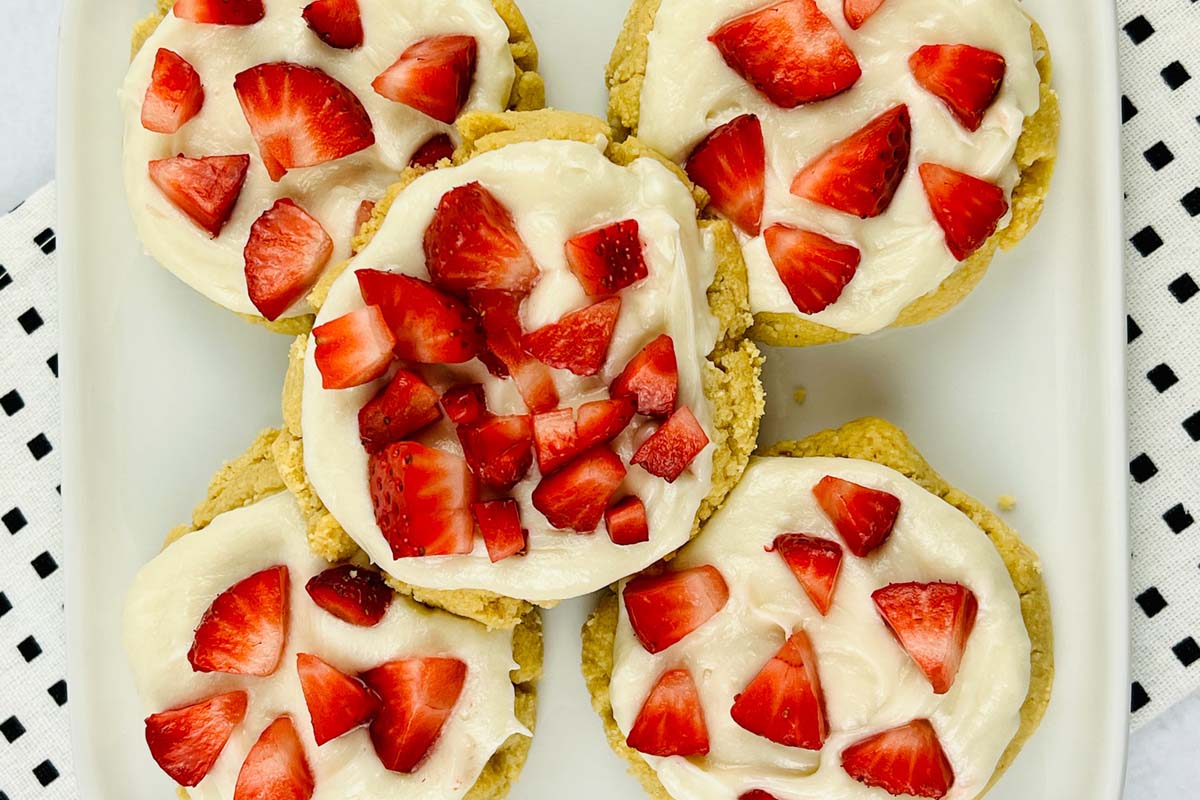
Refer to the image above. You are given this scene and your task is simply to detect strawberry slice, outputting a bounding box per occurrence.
[918,163,1008,261]
[471,499,528,561]
[522,297,622,377]
[812,475,901,557]
[684,115,765,236]
[843,0,886,29]
[611,335,678,418]
[565,220,649,297]
[841,719,955,798]
[305,564,393,626]
[373,35,478,124]
[730,630,827,749]
[709,0,860,108]
[909,45,1006,132]
[790,105,912,219]
[425,183,538,295]
[531,446,626,532]
[188,566,288,676]
[470,290,559,413]
[410,134,455,168]
[769,533,843,615]
[144,691,248,787]
[458,414,534,490]
[296,653,379,745]
[358,369,442,452]
[369,442,475,558]
[626,668,709,757]
[148,154,249,237]
[532,408,578,475]
[577,398,637,449]
[173,0,264,25]
[631,406,709,482]
[234,62,375,181]
[623,565,728,653]
[873,582,978,694]
[764,225,860,315]
[303,0,363,49]
[312,305,396,390]
[233,717,314,800]
[244,198,333,321]
[142,49,204,134]
[362,657,467,773]
[605,496,649,545]
[441,384,488,425]
[357,270,484,364]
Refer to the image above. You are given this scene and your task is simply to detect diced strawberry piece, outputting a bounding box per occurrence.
[631,406,709,482]
[532,408,579,475]
[410,134,455,168]
[764,225,860,315]
[144,691,248,787]
[577,398,636,449]
[626,668,709,757]
[564,220,649,297]
[173,0,264,25]
[611,335,678,418]
[684,115,765,236]
[918,163,1008,261]
[354,200,376,232]
[148,154,249,237]
[424,183,538,295]
[362,658,467,773]
[522,297,621,377]
[623,565,728,653]
[233,717,314,800]
[312,305,396,390]
[357,270,484,364]
[472,499,528,562]
[470,291,559,413]
[873,582,978,694]
[304,564,393,627]
[234,62,375,181]
[296,653,379,745]
[142,49,204,134]
[769,533,843,615]
[740,792,780,800]
[730,630,827,749]
[373,35,478,124]
[841,719,955,798]
[709,0,860,108]
[909,45,1006,132]
[791,105,912,219]
[843,0,886,29]
[357,369,442,452]
[244,198,333,321]
[368,442,475,558]
[458,414,534,490]
[531,446,626,532]
[188,566,288,676]
[441,384,488,425]
[302,0,363,49]
[812,475,901,557]
[605,496,649,545]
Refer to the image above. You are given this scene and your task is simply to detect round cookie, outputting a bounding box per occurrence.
[582,417,1052,800]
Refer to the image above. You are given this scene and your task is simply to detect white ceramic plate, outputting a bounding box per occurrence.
[58,0,1128,796]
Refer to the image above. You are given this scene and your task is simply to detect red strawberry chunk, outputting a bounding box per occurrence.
[472,499,528,562]
[531,446,626,532]
[605,496,649,545]
[357,270,484,364]
[623,565,729,653]
[234,62,375,181]
[296,653,379,745]
[565,220,649,296]
[458,414,534,490]
[631,406,709,482]
[769,533,843,615]
[843,0,886,29]
[685,115,765,236]
[188,566,288,676]
[362,658,467,773]
[425,183,538,295]
[470,290,559,413]
[522,297,622,377]
[873,582,978,694]
[244,198,333,321]
[305,564,393,626]
[909,45,1006,132]
[233,717,314,800]
[812,475,901,557]
[731,630,828,749]
[358,369,442,452]
[173,0,264,25]
[144,691,248,787]
[841,719,955,798]
[148,154,249,237]
[312,305,396,390]
[369,442,476,558]
[532,408,579,475]
[611,334,678,418]
[410,134,455,168]
[577,398,636,449]
[764,225,861,315]
[303,0,363,50]
[373,35,478,124]
[709,0,860,108]
[626,668,709,757]
[740,792,780,800]
[142,49,204,134]
[791,105,912,219]
[918,163,1008,261]
[441,384,488,425]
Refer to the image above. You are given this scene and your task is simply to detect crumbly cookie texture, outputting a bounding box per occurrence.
[581,417,1054,800]
[606,0,1061,346]
[275,109,764,630]
[166,429,543,800]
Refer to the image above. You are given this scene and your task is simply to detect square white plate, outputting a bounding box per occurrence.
[58,0,1128,796]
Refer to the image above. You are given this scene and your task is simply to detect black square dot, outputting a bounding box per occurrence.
[31,552,57,579]
[1131,226,1163,256]
[26,433,52,461]
[1132,681,1151,712]
[1137,587,1168,617]
[17,307,43,334]
[1183,188,1200,217]
[0,592,10,618]
[48,679,67,707]
[2,507,26,534]
[17,635,41,662]
[1131,453,1158,483]
[1148,363,1179,392]
[33,228,56,256]
[1124,15,1155,43]
[1144,142,1175,170]
[1169,273,1199,303]
[1165,504,1195,533]
[47,354,58,377]
[1122,95,1138,123]
[0,716,25,743]
[1128,315,1143,343]
[0,265,10,291]
[0,389,23,416]
[1184,410,1200,442]
[32,760,58,787]
[1174,637,1200,666]
[1163,61,1191,90]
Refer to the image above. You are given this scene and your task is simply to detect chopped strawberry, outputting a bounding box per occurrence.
[312,305,396,390]
[362,657,467,773]
[458,414,534,490]
[532,408,579,475]
[233,717,314,800]
[142,49,204,134]
[354,200,376,232]
[531,446,626,532]
[424,183,538,295]
[357,270,484,364]
[709,0,860,108]
[605,496,649,545]
[739,792,780,800]
[296,653,379,745]
[188,566,288,676]
[730,630,827,749]
[303,0,363,49]
[369,442,475,558]
[522,297,622,377]
[305,564,393,627]
[577,398,636,449]
[148,154,249,237]
[790,105,912,219]
[764,225,860,315]
[144,691,248,787]
[909,45,1006,132]
[684,115,765,236]
[812,475,901,557]
[631,406,709,482]
[470,290,559,413]
[244,198,333,321]
[441,384,488,425]
[843,0,886,29]
[918,163,1008,261]
[471,499,528,561]
[841,719,955,798]
[769,533,843,615]
[410,134,455,168]
[234,62,375,181]
[626,668,709,757]
[611,334,678,418]
[373,35,478,124]
[173,0,264,25]
[873,582,978,694]
[623,565,728,653]
[564,220,649,296]
[357,369,442,452]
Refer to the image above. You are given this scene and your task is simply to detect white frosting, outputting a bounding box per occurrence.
[122,492,527,799]
[609,457,1031,800]
[301,139,721,602]
[120,0,517,319]
[637,0,1043,334]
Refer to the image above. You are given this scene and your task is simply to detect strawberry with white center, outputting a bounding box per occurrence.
[357,271,485,365]
[369,442,476,558]
[373,35,479,124]
[188,565,289,676]
[234,717,315,800]
[244,198,334,321]
[873,582,979,694]
[148,154,250,237]
[919,163,1010,261]
[173,0,266,25]
[522,297,622,377]
[142,48,205,134]
[730,630,828,750]
[362,657,468,773]
[770,533,843,615]
[144,691,248,786]
[311,305,396,390]
[910,45,1006,133]
[296,653,379,745]
[626,668,710,758]
[764,225,861,315]
[685,114,765,236]
[622,565,729,653]
[841,719,955,798]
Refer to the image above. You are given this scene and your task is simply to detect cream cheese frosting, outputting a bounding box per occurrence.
[608,457,1031,800]
[120,0,518,319]
[301,138,721,602]
[636,0,1043,334]
[122,491,527,799]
